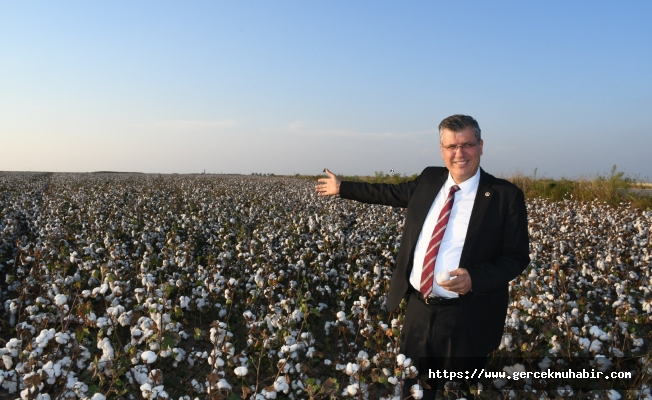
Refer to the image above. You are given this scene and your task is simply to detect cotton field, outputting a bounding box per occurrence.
[0,172,651,400]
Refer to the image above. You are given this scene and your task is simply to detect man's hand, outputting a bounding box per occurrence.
[439,268,472,295]
[315,169,341,196]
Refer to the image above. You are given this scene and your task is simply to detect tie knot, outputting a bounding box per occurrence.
[449,185,460,194]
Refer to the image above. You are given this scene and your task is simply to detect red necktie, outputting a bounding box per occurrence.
[420,185,460,297]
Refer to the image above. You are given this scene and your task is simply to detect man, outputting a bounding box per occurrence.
[315,115,529,398]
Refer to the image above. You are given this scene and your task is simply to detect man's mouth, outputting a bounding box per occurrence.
[454,161,468,166]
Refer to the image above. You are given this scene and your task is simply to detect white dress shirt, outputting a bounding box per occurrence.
[409,167,480,298]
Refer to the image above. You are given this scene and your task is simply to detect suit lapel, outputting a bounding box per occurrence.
[414,168,448,230]
[459,168,494,269]
[406,168,448,256]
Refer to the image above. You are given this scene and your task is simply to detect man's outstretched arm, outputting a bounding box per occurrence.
[315,169,341,196]
[315,168,422,208]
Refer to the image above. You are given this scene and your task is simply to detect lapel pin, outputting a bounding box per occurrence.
[485,192,490,196]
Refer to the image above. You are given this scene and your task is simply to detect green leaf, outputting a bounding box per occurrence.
[162,332,176,350]
[87,385,99,397]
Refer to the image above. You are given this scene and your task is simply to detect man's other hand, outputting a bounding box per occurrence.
[315,169,341,196]
[439,268,472,295]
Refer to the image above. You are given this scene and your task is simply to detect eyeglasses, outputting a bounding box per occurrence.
[441,142,479,152]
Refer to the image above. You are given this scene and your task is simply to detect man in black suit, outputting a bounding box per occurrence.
[315,115,529,398]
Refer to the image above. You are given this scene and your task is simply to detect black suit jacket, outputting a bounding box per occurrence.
[339,166,530,355]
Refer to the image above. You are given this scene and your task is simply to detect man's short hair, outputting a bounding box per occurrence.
[438,115,481,143]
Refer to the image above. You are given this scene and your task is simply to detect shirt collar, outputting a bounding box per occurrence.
[445,167,481,194]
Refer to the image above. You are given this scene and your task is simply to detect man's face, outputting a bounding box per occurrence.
[440,127,483,184]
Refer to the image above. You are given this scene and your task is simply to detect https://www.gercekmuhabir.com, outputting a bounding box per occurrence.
[428,368,633,381]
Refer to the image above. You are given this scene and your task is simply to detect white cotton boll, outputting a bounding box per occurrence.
[141,351,157,364]
[410,384,423,399]
[336,311,347,322]
[90,393,106,400]
[589,339,603,352]
[493,378,506,389]
[324,359,332,366]
[345,363,358,376]
[403,358,412,368]
[263,389,277,399]
[578,337,591,350]
[346,384,358,396]
[388,376,398,385]
[217,379,231,390]
[107,305,125,317]
[173,348,186,362]
[504,364,526,376]
[396,354,406,366]
[291,309,303,322]
[499,333,514,351]
[589,325,605,338]
[3,354,13,370]
[54,294,68,306]
[118,311,132,327]
[234,366,248,377]
[179,296,191,309]
[96,317,112,328]
[595,355,612,372]
[274,376,289,393]
[55,332,70,344]
[35,328,56,348]
[6,338,22,357]
[140,383,152,393]
[99,283,109,294]
[607,389,622,400]
[436,270,450,283]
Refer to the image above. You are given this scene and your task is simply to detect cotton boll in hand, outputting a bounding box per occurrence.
[436,270,450,283]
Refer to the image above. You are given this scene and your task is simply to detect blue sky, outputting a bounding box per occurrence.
[1,1,651,179]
